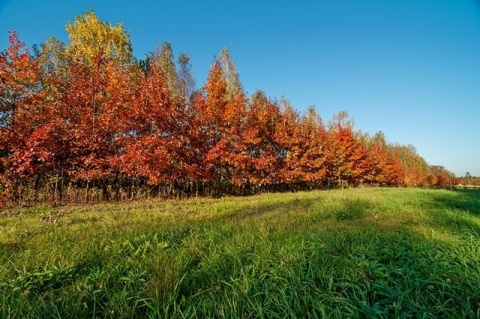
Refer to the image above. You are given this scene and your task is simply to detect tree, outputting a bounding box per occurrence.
[274,98,302,184]
[219,47,242,101]
[236,91,281,187]
[204,60,228,123]
[0,32,40,130]
[49,57,135,183]
[392,144,431,187]
[157,42,181,101]
[0,31,43,176]
[177,53,195,104]
[296,106,327,185]
[201,58,247,193]
[118,48,202,192]
[275,104,327,188]
[65,11,133,67]
[465,172,472,185]
[36,36,68,80]
[325,112,370,187]
[363,132,404,186]
[118,52,172,185]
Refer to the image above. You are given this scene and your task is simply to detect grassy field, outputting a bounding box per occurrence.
[1,188,480,318]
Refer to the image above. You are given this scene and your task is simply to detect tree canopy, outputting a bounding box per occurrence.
[0,11,455,205]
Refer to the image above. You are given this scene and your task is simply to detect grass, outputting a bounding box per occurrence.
[1,187,480,318]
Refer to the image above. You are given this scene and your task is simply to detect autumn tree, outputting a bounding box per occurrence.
[324,112,371,187]
[274,104,328,189]
[177,52,195,104]
[116,50,172,186]
[232,91,281,189]
[0,32,69,203]
[274,99,303,185]
[200,58,245,193]
[118,47,204,196]
[65,11,133,67]
[391,144,431,186]
[0,32,43,176]
[219,47,242,101]
[0,11,453,204]
[296,107,328,186]
[430,165,454,187]
[362,132,403,186]
[35,36,69,80]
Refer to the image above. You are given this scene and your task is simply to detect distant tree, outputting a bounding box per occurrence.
[219,47,242,101]
[295,106,327,185]
[177,53,195,104]
[157,42,181,101]
[36,36,68,79]
[363,131,404,186]
[392,144,432,186]
[465,172,472,185]
[325,112,370,187]
[429,165,454,187]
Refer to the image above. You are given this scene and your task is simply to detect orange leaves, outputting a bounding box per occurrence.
[1,31,44,177]
[204,60,228,125]
[0,26,441,203]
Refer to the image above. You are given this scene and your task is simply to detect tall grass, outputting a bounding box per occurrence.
[1,188,479,318]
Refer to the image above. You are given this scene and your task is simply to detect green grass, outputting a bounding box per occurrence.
[1,188,480,318]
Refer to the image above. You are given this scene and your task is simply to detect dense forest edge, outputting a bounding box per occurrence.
[0,11,461,206]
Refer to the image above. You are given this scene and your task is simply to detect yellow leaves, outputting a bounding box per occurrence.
[65,11,132,67]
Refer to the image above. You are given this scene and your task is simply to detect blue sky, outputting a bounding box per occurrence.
[1,0,479,176]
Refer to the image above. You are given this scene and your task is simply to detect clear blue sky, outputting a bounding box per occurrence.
[1,0,479,176]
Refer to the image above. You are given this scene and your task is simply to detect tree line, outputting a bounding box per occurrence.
[0,12,455,205]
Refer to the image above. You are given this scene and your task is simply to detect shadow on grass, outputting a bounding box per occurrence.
[204,196,372,226]
[197,188,480,239]
[334,198,371,221]
[2,189,480,318]
[0,241,24,254]
[161,227,480,318]
[424,189,480,236]
[169,191,480,318]
[432,189,480,215]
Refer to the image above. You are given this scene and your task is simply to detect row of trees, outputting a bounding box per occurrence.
[458,172,480,187]
[0,12,455,205]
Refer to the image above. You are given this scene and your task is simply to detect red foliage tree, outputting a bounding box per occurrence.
[275,105,327,188]
[234,91,281,188]
[324,112,371,187]
[0,21,449,204]
[0,31,44,178]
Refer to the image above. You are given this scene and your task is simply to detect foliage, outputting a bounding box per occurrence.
[0,11,454,205]
[65,10,133,67]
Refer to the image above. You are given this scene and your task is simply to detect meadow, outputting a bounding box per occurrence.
[1,188,479,318]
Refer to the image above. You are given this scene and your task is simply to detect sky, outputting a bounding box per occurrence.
[1,0,479,176]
